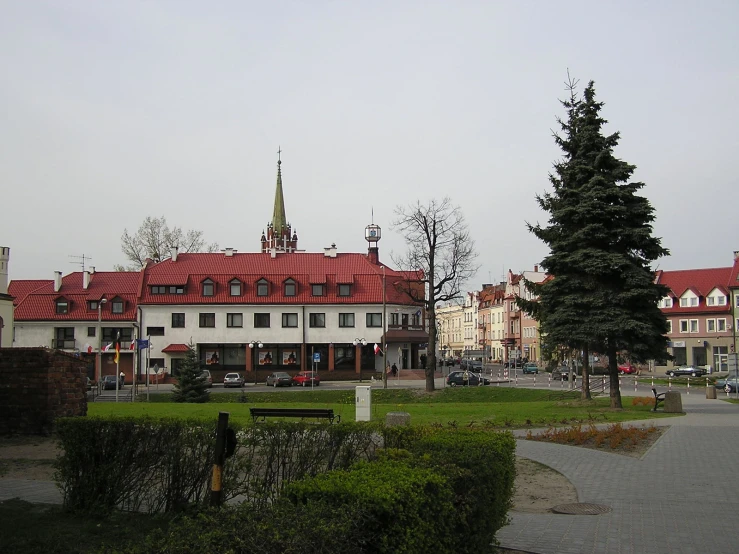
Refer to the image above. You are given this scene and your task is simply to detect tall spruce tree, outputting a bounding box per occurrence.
[171,342,210,403]
[522,78,669,408]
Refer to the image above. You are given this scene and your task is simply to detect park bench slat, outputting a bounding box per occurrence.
[249,407,340,424]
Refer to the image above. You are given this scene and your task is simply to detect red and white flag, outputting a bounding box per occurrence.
[103,343,113,352]
[373,343,381,355]
[85,344,93,354]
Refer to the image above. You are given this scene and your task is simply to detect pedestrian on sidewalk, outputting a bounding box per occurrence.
[391,363,398,377]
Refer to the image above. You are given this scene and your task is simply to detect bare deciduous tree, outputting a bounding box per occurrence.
[115,216,219,271]
[391,198,478,392]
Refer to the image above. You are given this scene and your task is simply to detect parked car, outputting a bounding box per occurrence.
[200,369,213,387]
[715,377,739,392]
[102,375,119,390]
[666,365,705,377]
[266,372,293,387]
[618,363,637,374]
[223,372,244,388]
[445,358,456,367]
[522,363,539,375]
[446,370,490,387]
[292,371,321,387]
[551,367,576,381]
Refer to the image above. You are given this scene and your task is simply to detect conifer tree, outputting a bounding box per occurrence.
[522,77,669,408]
[171,342,210,403]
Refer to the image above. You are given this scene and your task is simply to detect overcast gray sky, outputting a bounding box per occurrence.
[2,1,737,284]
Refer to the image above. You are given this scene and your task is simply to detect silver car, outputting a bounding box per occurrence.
[223,372,244,388]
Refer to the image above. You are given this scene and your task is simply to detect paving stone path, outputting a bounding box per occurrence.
[498,390,739,553]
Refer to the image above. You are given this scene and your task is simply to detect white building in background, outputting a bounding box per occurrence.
[0,247,14,348]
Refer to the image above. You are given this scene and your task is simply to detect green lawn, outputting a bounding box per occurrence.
[89,387,676,427]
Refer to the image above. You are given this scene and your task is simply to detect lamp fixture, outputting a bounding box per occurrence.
[353,338,367,346]
[248,341,264,348]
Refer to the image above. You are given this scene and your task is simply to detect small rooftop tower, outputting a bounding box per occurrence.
[365,224,381,264]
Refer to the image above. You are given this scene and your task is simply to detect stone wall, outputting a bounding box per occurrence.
[0,347,88,435]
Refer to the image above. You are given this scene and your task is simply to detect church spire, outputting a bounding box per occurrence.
[261,147,298,253]
[272,146,287,234]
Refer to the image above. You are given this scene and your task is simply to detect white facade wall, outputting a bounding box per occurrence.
[0,300,12,347]
[13,321,135,351]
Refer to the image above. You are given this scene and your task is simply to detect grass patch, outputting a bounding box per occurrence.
[93,388,676,428]
[0,498,163,554]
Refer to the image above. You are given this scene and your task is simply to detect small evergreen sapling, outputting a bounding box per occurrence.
[172,342,210,403]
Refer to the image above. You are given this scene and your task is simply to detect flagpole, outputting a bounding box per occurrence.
[115,331,120,403]
[132,335,136,401]
[146,335,150,402]
[382,266,387,390]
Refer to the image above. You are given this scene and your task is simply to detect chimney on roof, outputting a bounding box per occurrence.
[324,243,337,258]
[534,265,539,272]
[54,271,62,292]
[734,251,739,261]
[171,246,178,262]
[90,266,95,274]
[83,270,90,289]
[224,247,236,257]
[0,246,9,295]
[270,247,277,259]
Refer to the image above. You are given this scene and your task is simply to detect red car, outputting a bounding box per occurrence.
[292,371,321,387]
[618,363,637,374]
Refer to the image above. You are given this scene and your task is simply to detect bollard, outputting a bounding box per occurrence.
[533,374,536,387]
[668,377,672,390]
[602,376,606,393]
[548,374,551,388]
[687,377,690,395]
[561,376,564,388]
[515,374,518,387]
[651,377,654,388]
[634,377,638,392]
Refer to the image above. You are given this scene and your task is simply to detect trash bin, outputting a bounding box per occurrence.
[706,387,717,400]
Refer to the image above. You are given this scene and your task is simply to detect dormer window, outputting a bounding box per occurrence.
[229,279,242,296]
[680,296,699,308]
[88,301,99,311]
[111,298,124,314]
[284,279,296,297]
[311,284,324,297]
[658,297,673,309]
[202,279,214,297]
[338,284,351,297]
[56,299,69,314]
[257,279,269,297]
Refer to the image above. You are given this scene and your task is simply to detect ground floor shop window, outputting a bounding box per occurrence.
[713,346,728,372]
[672,347,687,366]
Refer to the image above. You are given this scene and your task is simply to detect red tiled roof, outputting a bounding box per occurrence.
[139,253,417,305]
[162,344,190,353]
[12,272,140,321]
[657,267,733,315]
[729,256,739,289]
[8,280,51,305]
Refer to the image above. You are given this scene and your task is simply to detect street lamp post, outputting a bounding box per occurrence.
[353,338,367,383]
[96,298,107,388]
[248,341,263,385]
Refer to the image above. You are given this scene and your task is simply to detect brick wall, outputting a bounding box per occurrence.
[0,348,88,435]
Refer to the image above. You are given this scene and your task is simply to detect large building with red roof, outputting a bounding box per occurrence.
[655,252,739,372]
[8,158,427,383]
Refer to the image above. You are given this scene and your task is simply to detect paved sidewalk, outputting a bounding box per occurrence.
[498,391,739,553]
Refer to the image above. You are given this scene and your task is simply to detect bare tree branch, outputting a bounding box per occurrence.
[391,198,479,391]
[117,216,219,270]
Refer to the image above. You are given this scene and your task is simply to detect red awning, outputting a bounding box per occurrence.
[162,343,190,353]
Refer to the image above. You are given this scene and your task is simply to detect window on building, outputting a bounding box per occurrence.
[339,313,355,327]
[56,299,68,314]
[102,328,132,342]
[412,313,421,327]
[88,301,98,311]
[707,319,715,332]
[199,313,216,328]
[111,299,124,314]
[229,279,242,296]
[665,320,672,334]
[202,279,214,297]
[149,358,165,371]
[282,313,298,327]
[338,284,351,297]
[679,320,688,333]
[309,313,325,328]
[366,313,382,327]
[707,296,715,306]
[227,313,243,328]
[717,319,727,332]
[172,313,185,328]
[151,286,166,294]
[55,327,74,340]
[147,327,165,336]
[311,284,324,296]
[254,313,270,328]
[257,279,269,296]
[690,319,698,333]
[87,327,96,337]
[169,286,185,294]
[284,279,296,297]
[718,296,726,305]
[390,313,399,326]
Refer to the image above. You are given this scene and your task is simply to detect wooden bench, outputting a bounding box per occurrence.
[249,407,340,424]
[652,388,666,412]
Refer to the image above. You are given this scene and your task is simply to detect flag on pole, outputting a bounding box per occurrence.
[114,334,121,364]
[130,339,136,351]
[103,343,113,352]
[136,339,150,349]
[374,343,381,355]
[85,344,93,354]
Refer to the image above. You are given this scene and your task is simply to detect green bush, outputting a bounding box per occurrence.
[285,460,456,554]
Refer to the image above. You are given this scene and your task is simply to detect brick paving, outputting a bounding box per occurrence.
[498,390,739,553]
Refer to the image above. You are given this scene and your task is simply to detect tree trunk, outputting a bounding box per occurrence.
[581,344,592,400]
[607,343,622,409]
[427,304,437,392]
